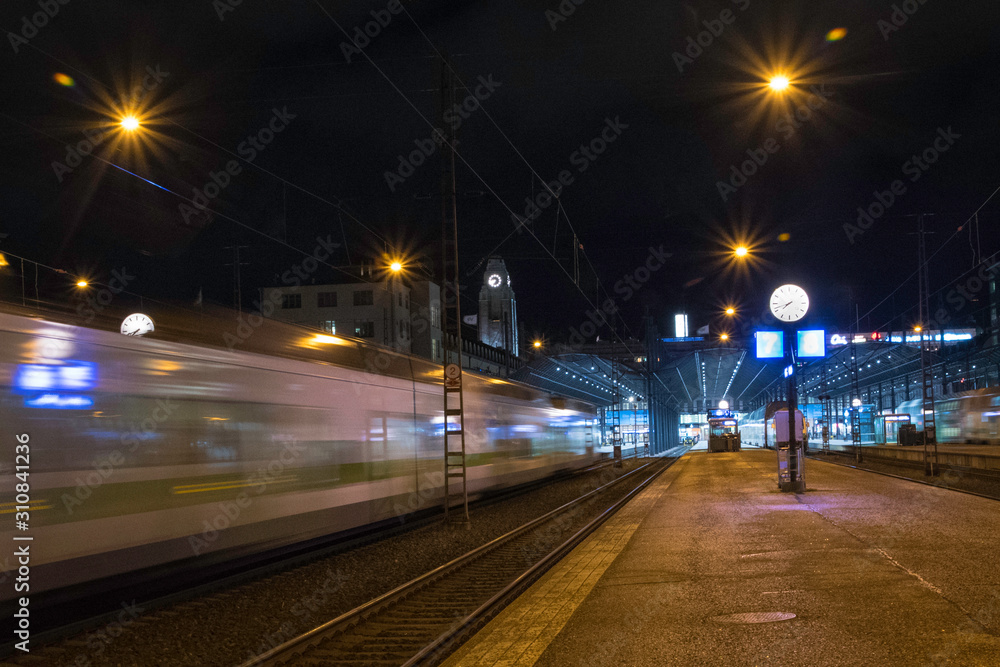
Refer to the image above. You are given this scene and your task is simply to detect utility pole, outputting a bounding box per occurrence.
[223,245,249,315]
[439,54,469,525]
[917,214,939,475]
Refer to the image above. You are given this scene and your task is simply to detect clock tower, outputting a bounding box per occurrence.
[478,257,518,356]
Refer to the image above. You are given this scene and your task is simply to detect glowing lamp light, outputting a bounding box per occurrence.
[778,232,791,242]
[734,246,749,257]
[533,341,542,348]
[914,325,923,332]
[719,400,729,410]
[720,333,729,341]
[852,398,862,407]
[53,72,75,87]
[725,307,735,316]
[389,261,402,272]
[825,27,848,42]
[768,76,790,92]
[76,280,88,287]
[120,116,141,131]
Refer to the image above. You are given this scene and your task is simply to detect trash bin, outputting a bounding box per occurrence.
[897,424,916,446]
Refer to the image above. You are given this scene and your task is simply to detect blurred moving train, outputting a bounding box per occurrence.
[741,388,1000,447]
[897,388,1000,444]
[0,306,599,601]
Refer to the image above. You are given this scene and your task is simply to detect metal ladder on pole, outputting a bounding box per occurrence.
[821,397,831,453]
[917,216,938,475]
[641,400,649,457]
[611,357,623,467]
[585,418,595,457]
[440,56,468,524]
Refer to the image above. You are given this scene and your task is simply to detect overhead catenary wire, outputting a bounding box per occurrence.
[310,1,648,361]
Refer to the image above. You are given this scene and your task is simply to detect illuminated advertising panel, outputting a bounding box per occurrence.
[797,329,826,358]
[755,331,784,359]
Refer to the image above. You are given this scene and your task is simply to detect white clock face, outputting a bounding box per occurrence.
[769,284,809,322]
[121,313,155,336]
[488,274,502,288]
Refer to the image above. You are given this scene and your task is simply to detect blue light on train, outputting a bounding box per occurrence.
[25,393,94,409]
[14,361,97,392]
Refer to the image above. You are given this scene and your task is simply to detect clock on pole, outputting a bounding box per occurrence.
[769,284,809,323]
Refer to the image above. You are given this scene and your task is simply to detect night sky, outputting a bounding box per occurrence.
[1,0,998,344]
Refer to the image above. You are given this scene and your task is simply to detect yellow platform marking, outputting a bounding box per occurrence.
[444,460,685,667]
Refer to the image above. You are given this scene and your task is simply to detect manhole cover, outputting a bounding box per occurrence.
[710,612,797,624]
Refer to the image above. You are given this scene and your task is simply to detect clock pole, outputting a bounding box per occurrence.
[769,284,807,493]
[784,325,804,492]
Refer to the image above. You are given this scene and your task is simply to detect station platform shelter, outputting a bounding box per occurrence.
[444,449,1000,666]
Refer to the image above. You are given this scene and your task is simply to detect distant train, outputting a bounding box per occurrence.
[0,307,599,601]
[740,404,806,449]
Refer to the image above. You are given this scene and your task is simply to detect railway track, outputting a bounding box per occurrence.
[241,457,674,667]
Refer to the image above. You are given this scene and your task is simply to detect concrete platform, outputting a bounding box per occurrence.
[444,450,1000,666]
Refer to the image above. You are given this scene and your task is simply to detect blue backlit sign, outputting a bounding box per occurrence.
[14,361,97,393]
[755,331,784,359]
[797,329,826,358]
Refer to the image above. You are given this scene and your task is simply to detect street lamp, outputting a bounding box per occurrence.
[389,260,403,273]
[734,246,749,258]
[76,280,88,288]
[533,340,542,349]
[768,75,790,92]
[725,307,736,316]
[720,333,730,342]
[120,115,141,131]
